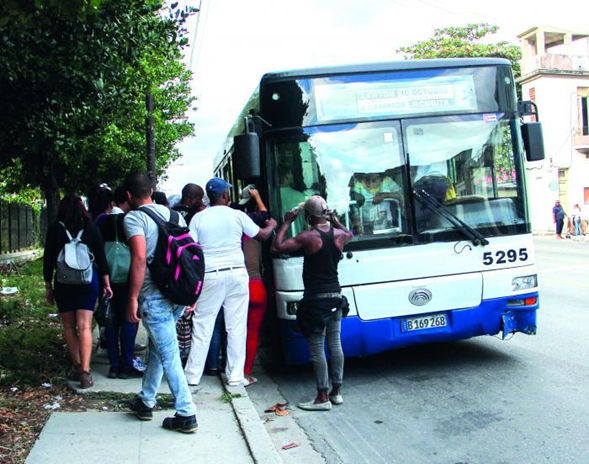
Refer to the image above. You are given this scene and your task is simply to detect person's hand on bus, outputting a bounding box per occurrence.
[373,193,385,204]
[265,217,277,229]
[284,209,299,223]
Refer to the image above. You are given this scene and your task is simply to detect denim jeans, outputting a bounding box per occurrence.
[307,309,344,392]
[205,310,226,371]
[105,285,137,370]
[139,294,196,417]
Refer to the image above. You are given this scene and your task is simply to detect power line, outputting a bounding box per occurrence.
[188,0,211,75]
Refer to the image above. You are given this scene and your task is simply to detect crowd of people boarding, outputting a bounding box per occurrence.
[43,171,350,433]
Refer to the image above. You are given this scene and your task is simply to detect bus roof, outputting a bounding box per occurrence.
[261,58,511,82]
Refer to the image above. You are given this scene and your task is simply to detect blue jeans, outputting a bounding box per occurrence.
[205,310,226,371]
[105,285,137,371]
[139,295,196,417]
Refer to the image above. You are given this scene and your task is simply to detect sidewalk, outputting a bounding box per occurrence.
[26,330,282,464]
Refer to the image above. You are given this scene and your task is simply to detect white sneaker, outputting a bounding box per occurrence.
[297,400,332,411]
[226,379,243,387]
[329,394,343,405]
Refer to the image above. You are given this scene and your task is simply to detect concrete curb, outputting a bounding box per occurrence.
[223,376,283,464]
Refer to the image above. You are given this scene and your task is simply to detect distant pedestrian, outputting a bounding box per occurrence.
[271,196,353,411]
[123,171,197,433]
[184,178,276,387]
[572,204,582,236]
[552,200,566,239]
[43,194,113,389]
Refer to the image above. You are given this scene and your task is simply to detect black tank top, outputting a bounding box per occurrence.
[303,226,342,295]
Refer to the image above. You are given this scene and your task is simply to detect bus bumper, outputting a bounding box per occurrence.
[279,292,539,365]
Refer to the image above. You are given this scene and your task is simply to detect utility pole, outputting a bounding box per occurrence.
[146,91,157,189]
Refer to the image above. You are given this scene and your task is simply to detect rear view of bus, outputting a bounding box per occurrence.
[232,59,544,364]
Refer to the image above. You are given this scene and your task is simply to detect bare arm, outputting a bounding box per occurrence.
[253,218,277,242]
[330,213,353,245]
[271,211,307,254]
[127,235,147,324]
[249,189,267,213]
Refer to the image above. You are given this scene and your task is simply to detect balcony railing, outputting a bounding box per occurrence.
[523,54,589,74]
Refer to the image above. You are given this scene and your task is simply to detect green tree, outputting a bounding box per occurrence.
[0,1,195,221]
[398,23,522,78]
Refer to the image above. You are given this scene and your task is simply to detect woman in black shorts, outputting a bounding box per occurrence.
[43,194,113,388]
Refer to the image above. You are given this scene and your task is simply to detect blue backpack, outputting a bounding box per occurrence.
[139,207,205,305]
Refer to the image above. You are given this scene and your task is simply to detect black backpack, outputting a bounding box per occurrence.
[139,207,205,305]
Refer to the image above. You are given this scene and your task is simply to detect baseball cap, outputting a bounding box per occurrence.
[205,177,232,194]
[238,184,256,205]
[304,195,328,218]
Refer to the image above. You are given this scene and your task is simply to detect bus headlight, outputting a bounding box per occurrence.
[512,274,538,291]
[286,302,300,316]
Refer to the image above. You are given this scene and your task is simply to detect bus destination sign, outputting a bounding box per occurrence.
[314,75,477,122]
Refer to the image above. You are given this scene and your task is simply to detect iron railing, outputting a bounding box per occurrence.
[0,202,46,254]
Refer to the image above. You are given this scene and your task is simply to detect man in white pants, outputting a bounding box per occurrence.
[185,178,276,386]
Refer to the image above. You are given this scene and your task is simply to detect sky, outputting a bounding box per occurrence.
[161,0,589,194]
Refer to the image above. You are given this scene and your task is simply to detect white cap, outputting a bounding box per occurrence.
[304,195,328,218]
[239,184,256,205]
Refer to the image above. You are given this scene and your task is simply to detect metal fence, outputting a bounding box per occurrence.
[0,202,46,254]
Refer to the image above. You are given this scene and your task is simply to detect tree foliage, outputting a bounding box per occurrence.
[398,23,522,78]
[0,0,196,221]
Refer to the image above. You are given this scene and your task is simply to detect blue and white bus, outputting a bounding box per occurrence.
[215,58,544,364]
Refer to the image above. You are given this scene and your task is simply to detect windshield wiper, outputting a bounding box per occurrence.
[413,189,489,247]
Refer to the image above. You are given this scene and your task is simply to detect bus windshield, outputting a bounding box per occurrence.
[271,112,528,247]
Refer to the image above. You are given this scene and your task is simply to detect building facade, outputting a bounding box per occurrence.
[518,27,589,233]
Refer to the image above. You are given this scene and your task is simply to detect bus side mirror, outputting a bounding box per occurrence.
[521,122,545,162]
[233,133,261,179]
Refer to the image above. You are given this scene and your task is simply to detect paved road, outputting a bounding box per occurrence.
[256,237,589,463]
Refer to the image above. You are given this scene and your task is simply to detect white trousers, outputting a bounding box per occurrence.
[184,267,249,385]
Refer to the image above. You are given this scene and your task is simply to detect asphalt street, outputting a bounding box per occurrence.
[254,236,589,464]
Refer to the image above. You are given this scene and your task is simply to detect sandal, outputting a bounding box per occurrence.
[244,376,258,387]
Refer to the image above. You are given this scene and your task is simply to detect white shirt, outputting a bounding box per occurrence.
[189,205,260,271]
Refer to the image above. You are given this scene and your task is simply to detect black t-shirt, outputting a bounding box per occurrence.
[173,205,197,225]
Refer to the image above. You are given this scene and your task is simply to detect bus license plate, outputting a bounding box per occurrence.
[401,313,447,332]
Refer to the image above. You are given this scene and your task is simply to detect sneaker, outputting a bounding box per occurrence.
[79,371,94,389]
[297,400,332,411]
[162,413,198,434]
[107,367,120,379]
[118,367,144,379]
[128,397,153,421]
[329,394,343,405]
